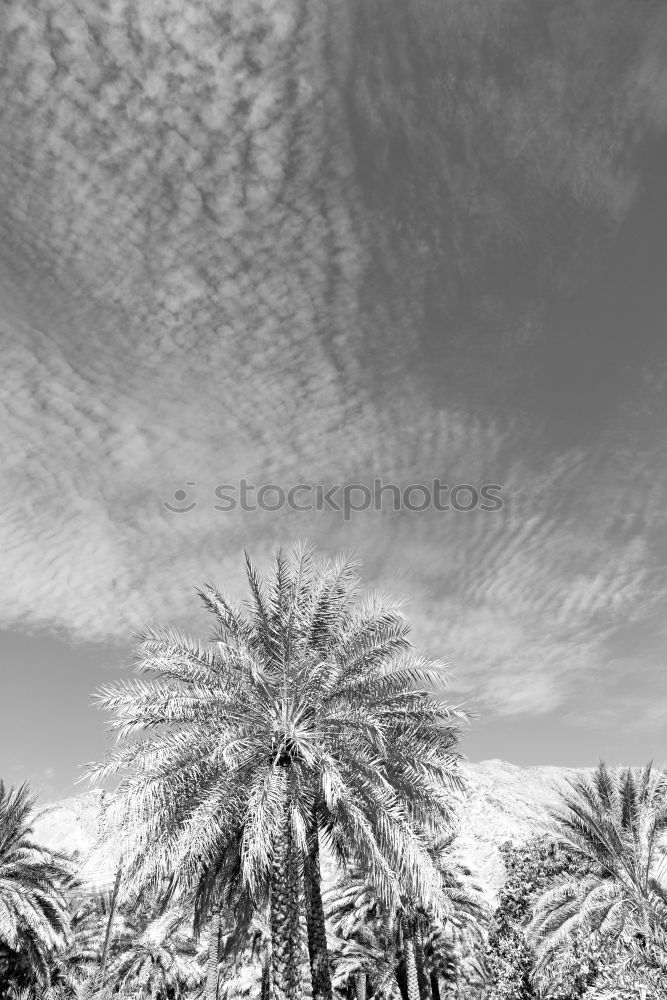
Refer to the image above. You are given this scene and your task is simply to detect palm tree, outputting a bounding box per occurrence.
[49,880,145,999]
[326,836,486,1000]
[419,835,488,1000]
[0,781,71,993]
[178,820,270,1000]
[329,934,398,1000]
[531,761,667,972]
[48,887,110,993]
[420,923,457,1000]
[326,871,397,1000]
[585,928,667,997]
[203,905,222,1000]
[210,904,274,1000]
[403,834,486,1000]
[88,545,465,1000]
[107,906,201,999]
[51,883,201,1000]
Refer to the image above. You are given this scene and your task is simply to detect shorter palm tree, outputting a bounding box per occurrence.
[108,906,202,999]
[56,885,118,986]
[326,836,486,1000]
[587,929,667,998]
[326,869,397,1000]
[531,760,667,972]
[212,906,276,1000]
[0,781,72,992]
[420,922,459,1000]
[329,935,398,1000]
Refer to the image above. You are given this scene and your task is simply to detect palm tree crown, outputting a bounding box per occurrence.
[0,781,71,991]
[88,546,466,1000]
[531,761,667,968]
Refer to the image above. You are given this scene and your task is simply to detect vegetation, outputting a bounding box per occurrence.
[3,550,667,1000]
[532,763,667,951]
[0,781,71,996]
[531,762,667,998]
[482,764,667,1000]
[325,833,488,1000]
[484,837,593,1000]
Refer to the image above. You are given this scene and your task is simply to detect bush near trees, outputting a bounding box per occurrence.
[484,836,595,1000]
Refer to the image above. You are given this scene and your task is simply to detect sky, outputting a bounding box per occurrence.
[1,0,667,800]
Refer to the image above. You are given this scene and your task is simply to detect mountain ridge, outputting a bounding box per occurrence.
[32,760,586,900]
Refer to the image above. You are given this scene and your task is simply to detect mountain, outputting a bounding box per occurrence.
[32,760,584,900]
[452,761,585,895]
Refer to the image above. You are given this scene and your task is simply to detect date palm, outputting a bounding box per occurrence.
[45,887,112,994]
[531,761,667,971]
[410,833,487,1000]
[329,935,398,1000]
[50,882,158,999]
[326,872,396,1000]
[189,835,271,1000]
[88,545,465,1000]
[208,903,275,1000]
[108,906,201,999]
[326,836,485,1000]
[0,781,71,992]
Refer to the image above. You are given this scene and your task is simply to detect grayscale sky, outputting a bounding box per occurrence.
[1,0,667,800]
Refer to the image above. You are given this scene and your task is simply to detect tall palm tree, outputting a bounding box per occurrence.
[0,781,71,993]
[531,761,667,972]
[88,545,465,1000]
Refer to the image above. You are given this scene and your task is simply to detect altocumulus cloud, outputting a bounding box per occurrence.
[1,0,667,720]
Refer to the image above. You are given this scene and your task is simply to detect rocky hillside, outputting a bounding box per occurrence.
[452,761,585,896]
[33,761,585,901]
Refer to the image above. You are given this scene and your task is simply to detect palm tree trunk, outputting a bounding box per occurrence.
[205,906,221,1000]
[262,953,272,1000]
[271,783,303,1000]
[304,804,333,1000]
[100,861,122,981]
[354,972,367,1000]
[403,934,420,1000]
[414,927,432,1000]
[429,972,440,1000]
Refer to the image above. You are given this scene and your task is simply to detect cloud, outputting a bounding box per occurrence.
[1,0,667,727]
